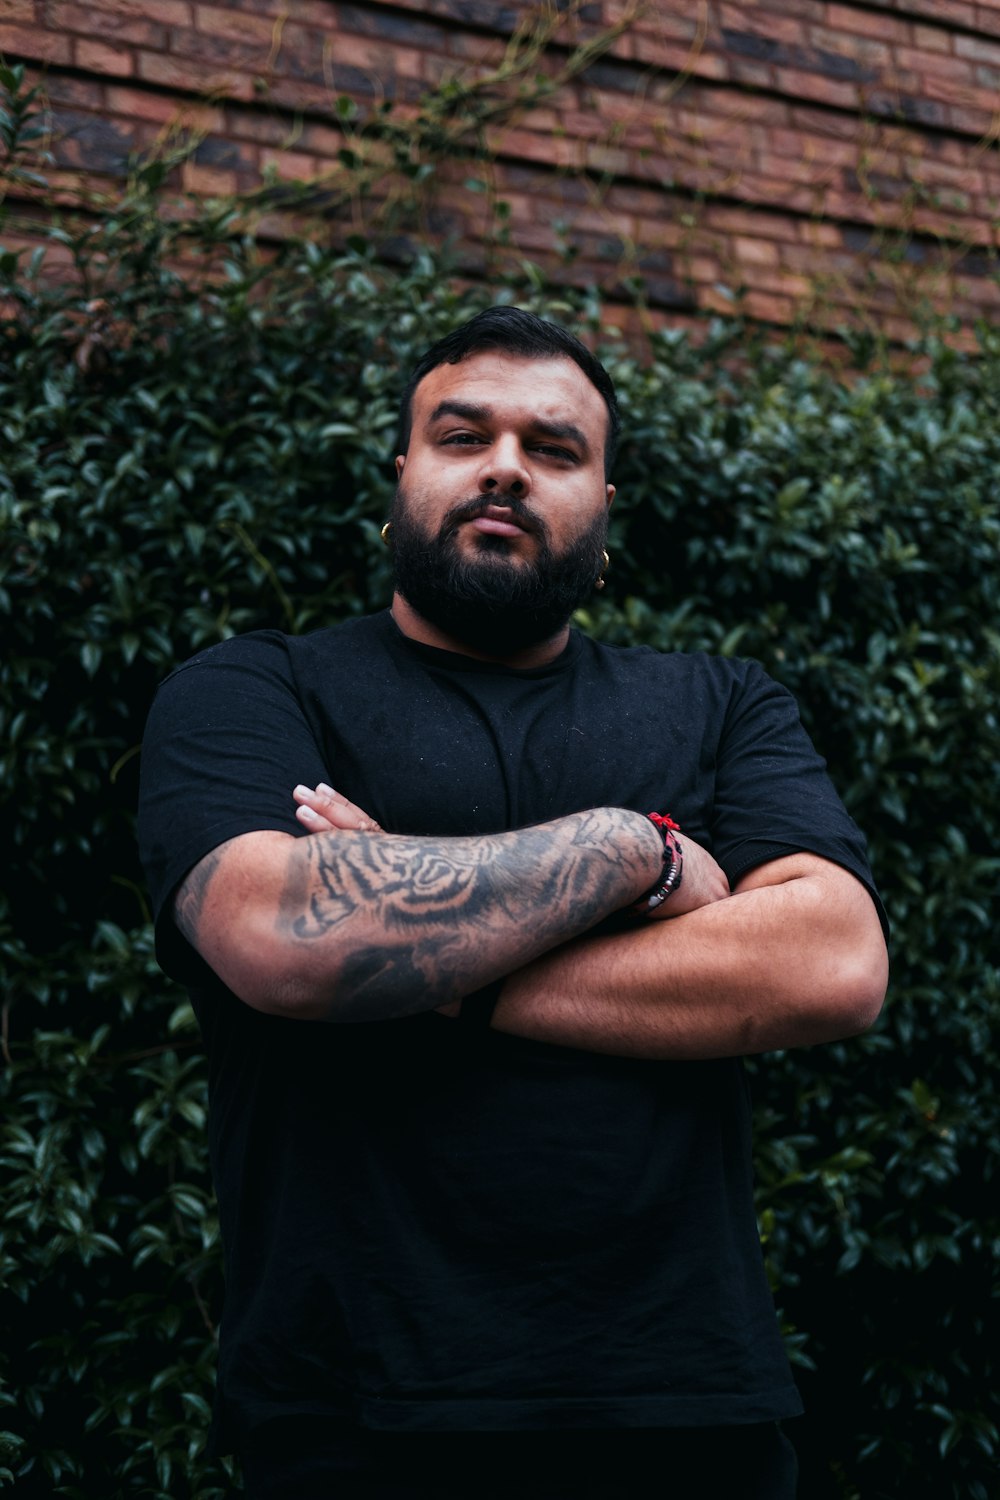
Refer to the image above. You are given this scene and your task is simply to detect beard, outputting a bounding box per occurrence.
[389,484,609,657]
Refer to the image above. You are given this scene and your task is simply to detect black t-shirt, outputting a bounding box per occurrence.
[138,611,886,1452]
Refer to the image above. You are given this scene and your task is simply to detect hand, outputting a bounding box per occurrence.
[647,829,730,920]
[292,782,382,834]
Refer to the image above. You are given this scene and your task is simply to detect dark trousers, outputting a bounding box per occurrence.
[239,1421,799,1498]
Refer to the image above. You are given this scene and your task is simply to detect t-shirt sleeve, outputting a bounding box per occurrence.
[137,632,330,982]
[709,661,889,942]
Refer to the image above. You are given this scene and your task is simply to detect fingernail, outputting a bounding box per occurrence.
[317,783,334,797]
[293,785,310,798]
[298,805,319,822]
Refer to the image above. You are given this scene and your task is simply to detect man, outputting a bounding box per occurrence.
[138,307,888,1499]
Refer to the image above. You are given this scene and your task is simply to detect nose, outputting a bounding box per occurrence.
[477,436,530,498]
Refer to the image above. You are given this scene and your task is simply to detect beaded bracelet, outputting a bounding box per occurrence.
[633,812,684,915]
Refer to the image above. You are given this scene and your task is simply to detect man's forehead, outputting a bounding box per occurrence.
[411,351,606,428]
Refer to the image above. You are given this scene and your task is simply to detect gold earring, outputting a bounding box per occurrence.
[380,522,393,546]
[595,549,610,590]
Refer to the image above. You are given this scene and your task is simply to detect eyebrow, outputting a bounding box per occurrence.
[427,399,591,456]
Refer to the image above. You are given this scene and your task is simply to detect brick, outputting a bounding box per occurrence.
[823,5,902,42]
[265,72,394,113]
[920,74,996,113]
[46,74,106,107]
[894,46,973,81]
[743,266,816,298]
[763,180,826,215]
[137,47,256,99]
[913,24,953,54]
[720,26,788,65]
[921,0,977,23]
[147,0,196,22]
[798,218,846,247]
[104,83,222,129]
[948,103,996,133]
[293,26,385,74]
[169,26,267,70]
[626,8,701,44]
[729,57,775,87]
[682,253,722,282]
[767,126,864,168]
[775,0,828,22]
[605,182,674,217]
[773,67,859,108]
[195,3,276,43]
[0,23,72,62]
[418,0,519,31]
[628,38,729,80]
[49,3,167,45]
[73,0,194,24]
[516,106,560,133]
[488,127,576,169]
[557,109,616,142]
[864,89,948,127]
[180,161,239,194]
[441,31,506,64]
[732,234,780,265]
[259,146,324,179]
[0,0,35,20]
[336,3,446,50]
[956,32,1000,64]
[51,107,135,172]
[226,109,298,145]
[708,203,796,237]
[193,133,254,169]
[297,118,348,156]
[808,24,892,68]
[719,4,807,45]
[752,147,834,187]
[74,37,133,74]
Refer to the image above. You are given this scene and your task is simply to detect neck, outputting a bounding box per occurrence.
[390,594,571,669]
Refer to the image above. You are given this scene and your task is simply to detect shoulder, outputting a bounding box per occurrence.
[573,632,779,700]
[156,614,388,693]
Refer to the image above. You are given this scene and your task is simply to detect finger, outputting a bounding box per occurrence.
[293,783,381,833]
[295,803,337,833]
[314,781,382,832]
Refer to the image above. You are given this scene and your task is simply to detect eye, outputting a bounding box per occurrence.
[533,443,578,463]
[441,431,484,446]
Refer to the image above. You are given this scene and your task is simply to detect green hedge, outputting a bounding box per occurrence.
[2,102,999,1500]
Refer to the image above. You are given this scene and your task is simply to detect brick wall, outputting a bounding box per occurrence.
[3,0,1000,338]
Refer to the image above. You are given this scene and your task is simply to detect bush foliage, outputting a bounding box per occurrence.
[2,64,999,1500]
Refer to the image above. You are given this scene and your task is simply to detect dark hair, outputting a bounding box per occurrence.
[396,306,621,478]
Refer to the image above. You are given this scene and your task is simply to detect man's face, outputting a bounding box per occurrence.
[391,352,615,656]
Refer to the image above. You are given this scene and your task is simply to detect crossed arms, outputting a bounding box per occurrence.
[173,783,888,1059]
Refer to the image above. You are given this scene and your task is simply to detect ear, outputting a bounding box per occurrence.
[395,455,405,478]
[605,483,615,508]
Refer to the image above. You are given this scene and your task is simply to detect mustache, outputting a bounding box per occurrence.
[439,493,548,543]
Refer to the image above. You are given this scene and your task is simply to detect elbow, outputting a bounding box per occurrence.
[219,933,430,1024]
[814,939,889,1041]
[201,923,335,1021]
[237,971,332,1022]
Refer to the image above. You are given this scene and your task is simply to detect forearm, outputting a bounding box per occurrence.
[178,807,664,1022]
[490,859,888,1058]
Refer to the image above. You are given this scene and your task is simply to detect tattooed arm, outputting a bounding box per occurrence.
[171,802,717,1022]
[275,784,884,1054]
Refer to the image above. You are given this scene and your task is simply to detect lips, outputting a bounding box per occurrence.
[441,496,543,544]
[468,509,528,538]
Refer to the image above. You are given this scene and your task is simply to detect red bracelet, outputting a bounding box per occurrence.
[633,812,684,915]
